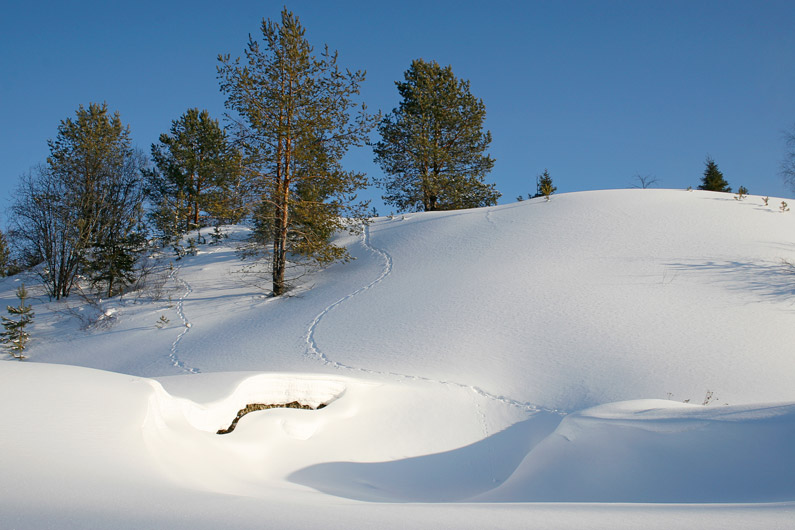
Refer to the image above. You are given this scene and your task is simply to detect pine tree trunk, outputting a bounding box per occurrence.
[272,72,293,297]
[193,175,201,228]
[272,177,286,296]
[273,132,291,297]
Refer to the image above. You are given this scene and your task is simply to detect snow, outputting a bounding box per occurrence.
[1,189,794,528]
[479,399,795,503]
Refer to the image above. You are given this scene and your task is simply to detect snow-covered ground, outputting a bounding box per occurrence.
[1,189,794,528]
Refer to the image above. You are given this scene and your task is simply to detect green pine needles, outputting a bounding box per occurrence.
[10,102,147,300]
[536,169,557,201]
[2,284,34,359]
[698,156,731,192]
[146,108,243,244]
[373,59,499,212]
[218,8,376,296]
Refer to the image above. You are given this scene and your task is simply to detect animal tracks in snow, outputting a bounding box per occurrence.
[304,220,564,418]
[167,267,200,375]
[305,222,393,368]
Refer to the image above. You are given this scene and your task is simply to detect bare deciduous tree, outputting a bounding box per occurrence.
[9,103,146,299]
[782,124,795,193]
[630,174,660,189]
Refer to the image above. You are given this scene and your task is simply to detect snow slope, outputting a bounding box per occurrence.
[1,189,794,528]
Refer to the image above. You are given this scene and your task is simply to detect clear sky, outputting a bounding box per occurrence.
[2,0,794,219]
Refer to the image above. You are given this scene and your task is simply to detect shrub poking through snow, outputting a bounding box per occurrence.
[1,284,34,359]
[780,201,790,212]
[762,196,769,206]
[734,186,748,201]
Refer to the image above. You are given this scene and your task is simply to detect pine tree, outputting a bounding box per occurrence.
[84,228,146,297]
[1,284,34,359]
[146,108,243,241]
[534,169,557,201]
[373,59,500,212]
[698,156,731,192]
[218,9,376,296]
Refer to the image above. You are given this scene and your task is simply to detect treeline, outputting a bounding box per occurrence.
[2,8,500,299]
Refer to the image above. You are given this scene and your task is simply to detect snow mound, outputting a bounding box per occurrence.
[14,190,795,410]
[288,399,795,504]
[478,399,795,503]
[3,189,795,527]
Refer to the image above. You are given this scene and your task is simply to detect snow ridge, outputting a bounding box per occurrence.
[168,267,199,374]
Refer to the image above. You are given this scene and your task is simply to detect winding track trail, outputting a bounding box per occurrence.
[304,218,565,417]
[305,222,392,368]
[165,235,232,374]
[168,266,200,374]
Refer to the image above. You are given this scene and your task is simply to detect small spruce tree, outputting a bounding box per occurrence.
[698,156,731,192]
[2,284,34,359]
[535,169,557,201]
[85,230,146,298]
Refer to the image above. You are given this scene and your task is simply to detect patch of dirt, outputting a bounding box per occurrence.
[217,401,327,435]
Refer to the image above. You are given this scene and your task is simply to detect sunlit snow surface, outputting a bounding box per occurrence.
[1,190,794,528]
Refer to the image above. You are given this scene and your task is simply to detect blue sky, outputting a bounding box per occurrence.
[2,0,794,219]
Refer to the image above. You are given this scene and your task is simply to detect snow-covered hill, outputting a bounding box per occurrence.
[1,189,794,528]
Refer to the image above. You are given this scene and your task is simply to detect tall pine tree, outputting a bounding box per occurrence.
[698,156,731,192]
[218,9,376,296]
[373,59,500,212]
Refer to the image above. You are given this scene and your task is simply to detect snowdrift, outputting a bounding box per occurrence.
[478,399,795,503]
[1,189,794,528]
